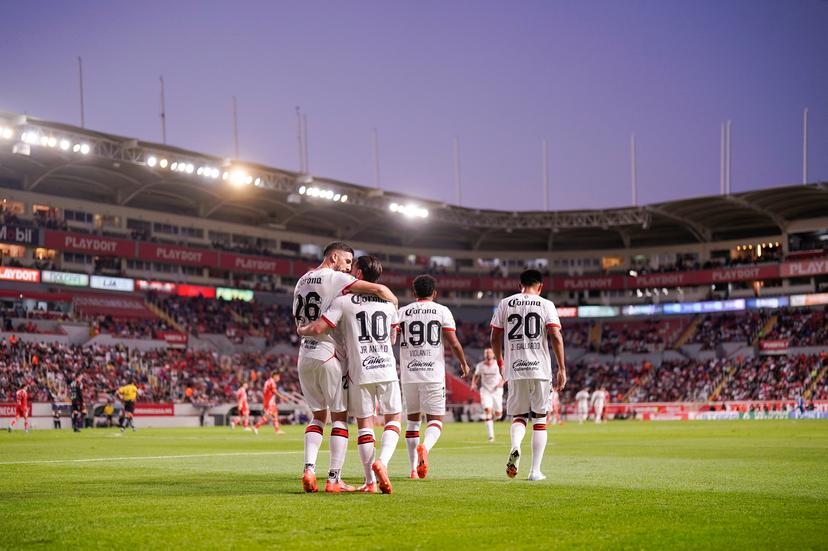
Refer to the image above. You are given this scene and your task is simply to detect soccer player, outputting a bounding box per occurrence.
[230,382,254,432]
[575,388,591,424]
[548,387,562,425]
[70,374,84,433]
[298,255,400,494]
[591,387,608,424]
[117,379,139,432]
[293,242,398,493]
[254,372,288,434]
[398,275,471,479]
[7,384,30,432]
[490,269,566,482]
[471,348,504,442]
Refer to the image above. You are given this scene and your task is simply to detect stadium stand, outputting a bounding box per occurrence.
[0,111,826,421]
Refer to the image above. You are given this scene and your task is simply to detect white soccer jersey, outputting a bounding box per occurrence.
[322,294,399,386]
[576,390,591,406]
[591,390,607,406]
[397,300,456,384]
[293,267,356,360]
[474,361,502,393]
[490,293,561,381]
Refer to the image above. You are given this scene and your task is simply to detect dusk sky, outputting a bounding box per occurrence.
[2,1,826,211]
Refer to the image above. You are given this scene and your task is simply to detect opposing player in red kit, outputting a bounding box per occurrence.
[254,372,287,434]
[230,382,255,433]
[8,384,30,432]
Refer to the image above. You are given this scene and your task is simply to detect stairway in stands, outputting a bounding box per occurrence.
[673,315,701,350]
[145,301,188,334]
[753,315,778,345]
[623,368,654,403]
[804,363,828,399]
[589,322,603,349]
[708,364,736,401]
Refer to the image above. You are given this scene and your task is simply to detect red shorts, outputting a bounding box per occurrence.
[15,406,27,417]
[264,400,278,417]
[239,406,250,416]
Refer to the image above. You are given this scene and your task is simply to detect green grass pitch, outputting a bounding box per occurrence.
[1,420,826,549]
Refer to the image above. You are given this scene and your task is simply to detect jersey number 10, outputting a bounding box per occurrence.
[356,311,389,343]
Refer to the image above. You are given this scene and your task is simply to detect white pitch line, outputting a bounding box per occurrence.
[0,444,492,467]
[0,451,301,466]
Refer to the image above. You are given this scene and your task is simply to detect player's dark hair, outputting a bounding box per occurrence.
[412,275,437,299]
[323,241,354,259]
[519,269,544,288]
[354,255,382,283]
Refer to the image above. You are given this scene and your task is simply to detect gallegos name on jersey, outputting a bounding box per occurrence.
[491,293,561,381]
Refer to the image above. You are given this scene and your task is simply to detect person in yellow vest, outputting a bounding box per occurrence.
[117,380,139,432]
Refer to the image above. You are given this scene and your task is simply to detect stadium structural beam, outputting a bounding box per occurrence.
[426,207,651,231]
[616,228,632,249]
[25,162,77,192]
[724,194,788,232]
[643,205,711,242]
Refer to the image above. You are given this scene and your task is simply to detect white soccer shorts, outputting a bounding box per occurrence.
[402,382,446,416]
[297,355,347,413]
[349,381,402,419]
[479,387,504,413]
[506,379,551,416]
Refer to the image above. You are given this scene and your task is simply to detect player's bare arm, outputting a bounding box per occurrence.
[297,319,332,337]
[549,326,567,391]
[490,326,505,377]
[444,329,471,377]
[348,280,399,308]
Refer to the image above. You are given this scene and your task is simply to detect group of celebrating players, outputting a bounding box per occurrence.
[290,241,567,494]
[5,239,571,494]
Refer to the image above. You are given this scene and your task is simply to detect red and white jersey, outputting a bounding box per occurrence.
[322,294,399,386]
[263,378,277,406]
[397,299,456,384]
[16,388,28,408]
[474,361,502,393]
[490,293,561,381]
[235,387,249,408]
[293,267,357,361]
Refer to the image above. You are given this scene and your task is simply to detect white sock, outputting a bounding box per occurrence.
[357,428,376,483]
[510,418,527,450]
[303,420,325,470]
[423,420,442,451]
[378,421,401,466]
[531,418,547,474]
[485,418,494,439]
[328,421,349,480]
[405,421,421,471]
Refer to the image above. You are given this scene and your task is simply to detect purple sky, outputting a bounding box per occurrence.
[2,1,827,211]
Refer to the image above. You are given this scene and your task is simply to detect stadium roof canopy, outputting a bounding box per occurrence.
[1,111,826,252]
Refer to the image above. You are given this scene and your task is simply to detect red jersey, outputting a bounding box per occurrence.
[263,379,277,405]
[16,389,28,408]
[235,387,248,408]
